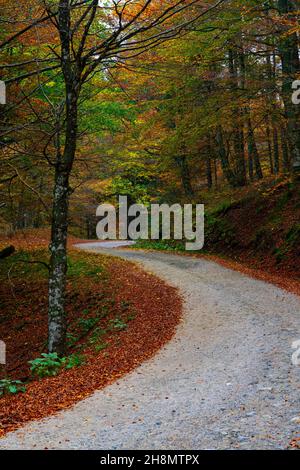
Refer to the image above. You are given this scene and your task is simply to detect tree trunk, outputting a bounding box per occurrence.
[247,116,263,180]
[266,121,274,174]
[228,48,247,186]
[281,127,290,172]
[273,126,280,175]
[216,126,237,187]
[205,149,213,189]
[48,171,70,355]
[48,95,78,354]
[248,141,254,180]
[48,0,79,355]
[213,158,218,189]
[174,155,194,197]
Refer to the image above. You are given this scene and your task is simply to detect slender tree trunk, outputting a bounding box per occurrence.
[205,143,213,189]
[174,155,194,198]
[48,92,79,354]
[273,126,280,175]
[48,0,80,355]
[213,158,218,189]
[281,127,290,172]
[233,126,247,186]
[228,48,247,187]
[265,49,279,176]
[266,121,274,174]
[247,116,263,180]
[248,137,254,180]
[48,171,70,355]
[216,126,237,187]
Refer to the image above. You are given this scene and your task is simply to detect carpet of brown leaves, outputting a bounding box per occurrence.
[0,231,182,436]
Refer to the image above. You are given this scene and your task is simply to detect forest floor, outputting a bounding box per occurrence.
[0,232,181,435]
[0,244,299,449]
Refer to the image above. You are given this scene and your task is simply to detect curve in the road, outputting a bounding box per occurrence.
[0,243,299,449]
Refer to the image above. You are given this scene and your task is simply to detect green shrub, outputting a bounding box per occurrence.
[212,199,233,216]
[77,317,98,334]
[29,353,66,378]
[65,354,85,369]
[66,332,78,348]
[0,379,26,396]
[135,239,185,251]
[109,317,128,330]
[94,342,108,352]
[29,352,86,377]
[89,327,107,345]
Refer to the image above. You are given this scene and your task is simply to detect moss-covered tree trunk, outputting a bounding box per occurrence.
[48,171,70,354]
[48,100,79,354]
[48,0,79,355]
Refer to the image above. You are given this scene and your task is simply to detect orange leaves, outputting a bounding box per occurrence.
[0,239,182,435]
[289,437,300,449]
[0,0,57,47]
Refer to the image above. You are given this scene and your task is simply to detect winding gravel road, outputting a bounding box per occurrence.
[1,243,299,449]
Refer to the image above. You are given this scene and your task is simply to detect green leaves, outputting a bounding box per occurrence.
[109,317,128,331]
[29,352,86,378]
[105,159,158,206]
[79,90,134,135]
[29,353,66,378]
[64,354,85,370]
[0,379,26,396]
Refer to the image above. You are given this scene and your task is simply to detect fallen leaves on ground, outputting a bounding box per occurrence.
[0,232,182,436]
[289,437,300,449]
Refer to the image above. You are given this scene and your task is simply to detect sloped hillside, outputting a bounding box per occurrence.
[205,180,300,278]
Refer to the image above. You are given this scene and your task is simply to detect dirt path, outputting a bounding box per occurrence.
[0,243,299,449]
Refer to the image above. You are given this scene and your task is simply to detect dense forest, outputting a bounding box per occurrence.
[1,2,300,451]
[0,1,299,353]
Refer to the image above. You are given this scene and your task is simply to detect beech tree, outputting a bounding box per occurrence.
[1,0,225,354]
[1,0,298,356]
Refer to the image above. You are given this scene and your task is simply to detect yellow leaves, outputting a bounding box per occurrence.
[86,178,112,193]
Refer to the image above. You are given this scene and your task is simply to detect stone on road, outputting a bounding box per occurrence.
[0,244,299,449]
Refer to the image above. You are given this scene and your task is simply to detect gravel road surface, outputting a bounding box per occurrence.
[1,243,299,449]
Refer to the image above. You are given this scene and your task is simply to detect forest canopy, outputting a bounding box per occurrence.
[0,0,299,354]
